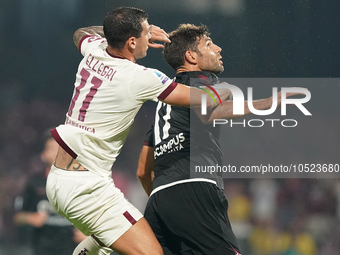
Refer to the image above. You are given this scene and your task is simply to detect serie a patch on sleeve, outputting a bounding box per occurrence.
[152,70,169,84]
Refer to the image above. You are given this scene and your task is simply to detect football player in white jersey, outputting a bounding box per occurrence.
[46,7,227,255]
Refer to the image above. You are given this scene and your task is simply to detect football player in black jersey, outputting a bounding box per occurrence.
[137,24,302,255]
[137,24,242,255]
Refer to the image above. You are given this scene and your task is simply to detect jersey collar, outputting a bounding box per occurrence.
[106,48,129,60]
[174,71,219,87]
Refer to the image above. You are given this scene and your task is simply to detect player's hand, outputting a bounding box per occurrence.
[148,25,171,49]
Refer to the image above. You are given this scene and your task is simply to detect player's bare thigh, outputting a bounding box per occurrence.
[109,217,163,255]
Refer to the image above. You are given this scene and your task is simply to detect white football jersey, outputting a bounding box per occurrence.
[52,35,177,177]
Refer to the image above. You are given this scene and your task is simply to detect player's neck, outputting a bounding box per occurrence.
[106,46,136,62]
[176,64,202,74]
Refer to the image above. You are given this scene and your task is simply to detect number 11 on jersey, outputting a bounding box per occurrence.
[68,68,103,122]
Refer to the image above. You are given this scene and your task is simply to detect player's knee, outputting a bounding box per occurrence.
[72,236,112,255]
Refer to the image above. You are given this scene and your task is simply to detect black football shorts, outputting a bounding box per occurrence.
[144,181,241,255]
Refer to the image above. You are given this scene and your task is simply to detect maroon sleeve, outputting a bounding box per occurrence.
[157,81,178,100]
[78,35,92,53]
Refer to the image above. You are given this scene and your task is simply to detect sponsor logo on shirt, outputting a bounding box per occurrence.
[154,71,162,77]
[162,77,169,84]
[154,133,185,158]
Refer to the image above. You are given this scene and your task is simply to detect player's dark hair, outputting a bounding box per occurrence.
[163,24,210,71]
[103,7,148,49]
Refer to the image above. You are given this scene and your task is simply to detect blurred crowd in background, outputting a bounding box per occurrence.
[0,99,339,255]
[1,0,339,254]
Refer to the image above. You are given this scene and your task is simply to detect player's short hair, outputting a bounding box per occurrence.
[103,7,148,49]
[163,24,210,71]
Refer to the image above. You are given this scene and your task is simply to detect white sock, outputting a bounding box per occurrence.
[73,236,112,255]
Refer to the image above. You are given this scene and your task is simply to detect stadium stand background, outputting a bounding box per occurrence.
[1,0,339,254]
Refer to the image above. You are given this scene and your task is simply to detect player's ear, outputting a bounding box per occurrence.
[184,50,198,65]
[127,37,137,50]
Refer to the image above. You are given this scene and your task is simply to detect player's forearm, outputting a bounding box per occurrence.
[73,26,105,49]
[138,174,153,196]
[162,84,232,109]
[205,88,309,122]
[137,145,155,196]
[137,169,154,196]
[207,97,273,122]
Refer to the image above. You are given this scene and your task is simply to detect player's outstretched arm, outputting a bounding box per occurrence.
[201,98,272,123]
[196,90,307,123]
[73,26,105,50]
[160,83,232,109]
[137,145,155,196]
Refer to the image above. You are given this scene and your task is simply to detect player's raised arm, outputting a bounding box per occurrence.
[73,24,170,51]
[73,26,105,50]
[148,25,171,49]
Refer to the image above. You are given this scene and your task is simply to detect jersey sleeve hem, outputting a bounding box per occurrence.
[143,141,153,147]
[158,81,178,100]
[51,128,78,159]
[78,35,92,53]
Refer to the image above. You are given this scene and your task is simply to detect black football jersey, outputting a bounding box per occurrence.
[145,71,224,190]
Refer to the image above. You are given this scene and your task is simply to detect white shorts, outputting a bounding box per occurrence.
[46,165,143,247]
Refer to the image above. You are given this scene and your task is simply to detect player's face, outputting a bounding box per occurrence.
[196,36,224,74]
[134,20,152,60]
